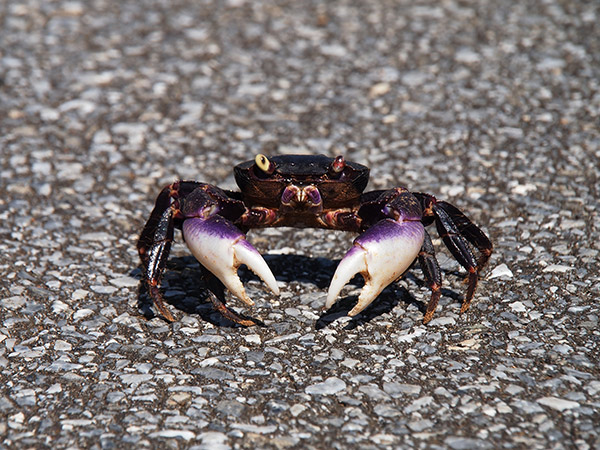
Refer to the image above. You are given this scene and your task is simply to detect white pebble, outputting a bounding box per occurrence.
[397,327,426,343]
[72,289,89,300]
[80,232,115,242]
[305,377,346,395]
[198,431,229,448]
[369,82,391,98]
[542,264,574,273]
[54,340,72,351]
[290,404,307,417]
[73,308,94,320]
[537,396,579,411]
[230,423,277,434]
[200,357,220,367]
[149,430,195,441]
[244,334,261,345]
[405,396,434,413]
[489,264,513,279]
[509,301,526,313]
[46,384,63,394]
[109,276,139,288]
[455,48,480,64]
[90,285,118,295]
[59,99,96,115]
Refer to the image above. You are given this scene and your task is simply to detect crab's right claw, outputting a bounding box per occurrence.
[182,216,279,305]
[326,219,425,316]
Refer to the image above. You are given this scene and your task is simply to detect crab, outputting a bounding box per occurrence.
[137,154,493,326]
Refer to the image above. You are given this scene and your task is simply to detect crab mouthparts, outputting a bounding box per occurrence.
[281,184,323,212]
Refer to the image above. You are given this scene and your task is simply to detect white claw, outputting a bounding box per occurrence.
[231,238,280,301]
[183,218,279,306]
[326,245,369,312]
[326,219,425,316]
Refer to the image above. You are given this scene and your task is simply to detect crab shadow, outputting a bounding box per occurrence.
[133,254,463,329]
[133,258,261,328]
[314,269,462,330]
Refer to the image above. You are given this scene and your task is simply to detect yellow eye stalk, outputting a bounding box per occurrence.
[255,154,275,174]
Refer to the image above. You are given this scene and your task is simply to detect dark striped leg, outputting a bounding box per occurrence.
[137,185,174,268]
[137,181,207,321]
[435,201,493,269]
[143,206,176,322]
[433,203,480,314]
[418,231,442,324]
[414,192,493,315]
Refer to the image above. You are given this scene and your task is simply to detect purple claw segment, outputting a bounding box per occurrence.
[182,216,279,306]
[326,218,425,316]
[381,204,421,222]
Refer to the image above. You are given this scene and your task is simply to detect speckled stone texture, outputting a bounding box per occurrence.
[1,0,598,449]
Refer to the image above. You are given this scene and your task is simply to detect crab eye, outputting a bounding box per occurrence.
[255,154,275,175]
[328,155,346,177]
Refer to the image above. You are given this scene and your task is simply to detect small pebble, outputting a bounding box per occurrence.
[489,264,513,279]
[305,377,347,395]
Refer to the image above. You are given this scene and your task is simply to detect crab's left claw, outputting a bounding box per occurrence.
[183,216,279,306]
[326,219,425,316]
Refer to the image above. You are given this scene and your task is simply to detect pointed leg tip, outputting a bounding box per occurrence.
[212,301,258,327]
[346,308,360,317]
[157,305,175,322]
[155,306,175,322]
[148,285,176,322]
[228,315,258,327]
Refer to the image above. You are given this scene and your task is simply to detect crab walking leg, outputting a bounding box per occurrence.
[182,216,279,305]
[326,218,425,316]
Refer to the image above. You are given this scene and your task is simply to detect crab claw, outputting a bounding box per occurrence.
[326,219,425,316]
[182,216,279,305]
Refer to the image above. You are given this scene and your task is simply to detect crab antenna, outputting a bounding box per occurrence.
[254,154,275,174]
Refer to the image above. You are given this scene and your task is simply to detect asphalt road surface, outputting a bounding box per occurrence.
[1,0,598,448]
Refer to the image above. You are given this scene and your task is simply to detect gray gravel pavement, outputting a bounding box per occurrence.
[1,0,599,448]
